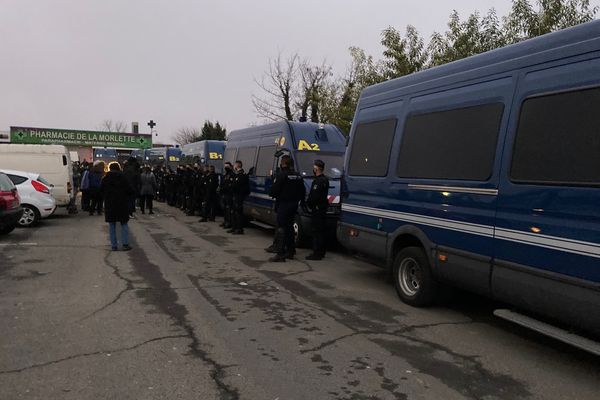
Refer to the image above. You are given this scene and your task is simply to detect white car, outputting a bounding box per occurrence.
[0,169,56,227]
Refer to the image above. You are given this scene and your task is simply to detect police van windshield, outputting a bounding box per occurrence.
[295,152,344,179]
[291,124,346,150]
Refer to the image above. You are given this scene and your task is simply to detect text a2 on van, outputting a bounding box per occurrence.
[0,144,75,206]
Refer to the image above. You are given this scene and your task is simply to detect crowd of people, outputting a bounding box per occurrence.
[72,156,329,261]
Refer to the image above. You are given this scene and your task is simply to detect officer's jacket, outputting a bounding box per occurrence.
[232,169,250,199]
[269,168,305,203]
[203,172,219,197]
[307,174,329,211]
[220,170,234,196]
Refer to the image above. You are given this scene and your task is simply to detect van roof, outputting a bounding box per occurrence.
[0,144,69,154]
[228,121,333,140]
[361,20,600,106]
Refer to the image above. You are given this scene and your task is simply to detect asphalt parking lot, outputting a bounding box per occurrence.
[0,206,598,400]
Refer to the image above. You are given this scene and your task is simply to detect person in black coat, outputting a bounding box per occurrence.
[219,162,234,229]
[228,161,250,235]
[101,163,134,251]
[123,157,141,218]
[268,155,305,262]
[200,165,219,222]
[305,159,329,260]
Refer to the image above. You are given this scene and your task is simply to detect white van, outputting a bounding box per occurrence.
[0,144,74,206]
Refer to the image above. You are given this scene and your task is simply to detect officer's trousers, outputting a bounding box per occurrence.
[275,202,297,255]
[311,209,327,256]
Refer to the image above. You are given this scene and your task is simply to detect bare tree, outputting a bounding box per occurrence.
[173,127,201,145]
[297,59,333,123]
[99,119,128,132]
[252,52,299,121]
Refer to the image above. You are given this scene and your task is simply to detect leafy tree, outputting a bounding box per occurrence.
[252,0,597,135]
[428,10,508,67]
[199,120,227,141]
[504,0,597,42]
[381,25,428,78]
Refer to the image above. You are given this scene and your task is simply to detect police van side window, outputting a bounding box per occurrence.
[255,145,277,177]
[511,87,600,186]
[348,119,397,177]
[224,148,237,164]
[397,103,503,181]
[237,147,257,176]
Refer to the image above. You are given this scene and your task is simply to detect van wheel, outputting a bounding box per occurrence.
[18,205,40,227]
[393,247,437,307]
[293,217,309,248]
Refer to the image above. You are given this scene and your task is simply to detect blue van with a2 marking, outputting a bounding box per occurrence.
[226,121,346,246]
[338,20,600,341]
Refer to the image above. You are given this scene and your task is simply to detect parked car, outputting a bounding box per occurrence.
[0,169,56,227]
[0,171,22,235]
[0,144,74,207]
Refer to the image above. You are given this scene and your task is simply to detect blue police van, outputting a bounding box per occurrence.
[132,147,182,169]
[338,21,600,344]
[181,140,226,172]
[92,147,118,164]
[226,121,346,245]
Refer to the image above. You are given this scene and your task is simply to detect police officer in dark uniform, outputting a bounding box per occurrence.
[165,167,177,206]
[268,155,305,262]
[175,166,185,208]
[229,160,250,234]
[219,162,234,229]
[183,165,195,213]
[190,164,204,216]
[200,165,219,222]
[306,159,329,260]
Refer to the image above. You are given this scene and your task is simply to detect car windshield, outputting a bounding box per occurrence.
[295,152,344,178]
[0,173,16,191]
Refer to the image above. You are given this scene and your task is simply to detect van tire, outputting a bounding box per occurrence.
[294,217,310,248]
[18,204,40,227]
[393,247,437,307]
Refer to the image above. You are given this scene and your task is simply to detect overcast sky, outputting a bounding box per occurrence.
[0,0,596,143]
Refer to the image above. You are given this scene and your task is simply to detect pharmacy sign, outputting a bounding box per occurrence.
[10,126,152,149]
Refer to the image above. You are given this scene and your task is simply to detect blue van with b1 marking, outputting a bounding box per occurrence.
[225,121,346,245]
[181,140,226,173]
[338,21,600,345]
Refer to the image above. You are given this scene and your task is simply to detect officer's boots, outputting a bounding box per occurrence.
[268,228,287,262]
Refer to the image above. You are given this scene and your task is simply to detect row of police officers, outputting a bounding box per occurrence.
[155,157,329,261]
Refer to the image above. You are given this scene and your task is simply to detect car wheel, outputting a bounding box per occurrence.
[18,204,40,227]
[293,217,309,249]
[392,246,437,307]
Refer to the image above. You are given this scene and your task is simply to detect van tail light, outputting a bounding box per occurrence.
[31,180,50,194]
[67,181,72,194]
